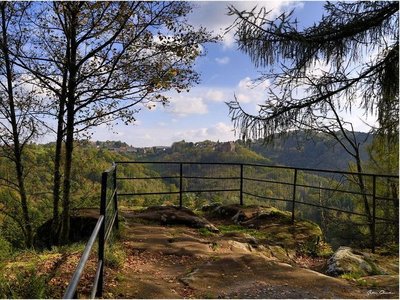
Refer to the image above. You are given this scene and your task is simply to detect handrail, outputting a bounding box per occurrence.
[63,215,104,299]
[63,165,118,299]
[114,160,398,178]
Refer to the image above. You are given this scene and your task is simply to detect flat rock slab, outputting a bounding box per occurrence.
[122,224,214,257]
[180,254,364,299]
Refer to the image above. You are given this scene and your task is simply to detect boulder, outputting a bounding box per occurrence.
[326,246,381,277]
[35,214,98,249]
[134,206,219,232]
[206,204,288,225]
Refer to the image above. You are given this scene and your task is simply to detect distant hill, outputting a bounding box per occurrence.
[249,131,373,171]
[43,132,373,172]
[125,131,372,171]
[140,140,270,164]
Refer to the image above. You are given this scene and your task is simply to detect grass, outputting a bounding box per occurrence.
[198,228,216,237]
[0,238,122,299]
[340,271,364,280]
[217,224,266,240]
[105,243,127,268]
[0,266,49,299]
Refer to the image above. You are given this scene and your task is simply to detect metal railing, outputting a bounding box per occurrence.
[63,164,118,299]
[116,161,398,252]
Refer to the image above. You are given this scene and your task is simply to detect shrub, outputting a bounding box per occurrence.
[0,268,48,299]
[105,243,126,268]
[0,236,12,261]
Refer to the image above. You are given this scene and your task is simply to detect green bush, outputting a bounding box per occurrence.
[105,243,126,268]
[0,268,48,299]
[0,236,12,261]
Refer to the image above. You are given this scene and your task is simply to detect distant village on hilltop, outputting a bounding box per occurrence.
[91,140,237,154]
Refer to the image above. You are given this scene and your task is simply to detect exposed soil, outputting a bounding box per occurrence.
[101,208,399,299]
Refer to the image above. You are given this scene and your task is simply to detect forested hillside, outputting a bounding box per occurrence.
[249,131,373,170]
[117,132,373,171]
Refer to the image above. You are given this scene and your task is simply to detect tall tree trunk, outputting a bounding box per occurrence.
[60,105,74,244]
[51,65,68,244]
[354,154,374,238]
[1,4,33,248]
[60,7,78,243]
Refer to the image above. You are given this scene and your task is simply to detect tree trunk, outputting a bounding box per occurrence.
[51,111,64,243]
[1,4,33,248]
[354,154,374,238]
[60,106,74,244]
[60,7,78,243]
[51,63,69,244]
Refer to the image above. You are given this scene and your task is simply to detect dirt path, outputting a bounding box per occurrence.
[103,211,397,299]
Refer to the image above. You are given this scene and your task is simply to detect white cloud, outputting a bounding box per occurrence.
[166,93,208,117]
[188,1,303,48]
[168,77,271,110]
[207,122,234,137]
[215,56,230,65]
[173,122,235,142]
[235,77,271,105]
[206,89,225,102]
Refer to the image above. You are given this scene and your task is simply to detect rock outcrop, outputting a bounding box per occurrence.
[326,246,382,276]
[132,206,219,232]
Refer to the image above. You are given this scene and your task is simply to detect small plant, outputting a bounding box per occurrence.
[353,278,377,287]
[0,236,12,261]
[0,267,48,299]
[298,238,332,258]
[210,242,220,251]
[105,243,126,268]
[217,225,265,239]
[315,242,333,258]
[198,228,215,237]
[340,271,364,280]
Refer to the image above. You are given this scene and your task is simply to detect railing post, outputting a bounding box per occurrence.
[291,169,298,224]
[372,175,376,253]
[96,172,107,297]
[240,164,244,206]
[113,165,119,230]
[179,163,183,208]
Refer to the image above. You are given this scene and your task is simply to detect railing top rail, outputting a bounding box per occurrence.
[63,215,105,299]
[113,161,399,179]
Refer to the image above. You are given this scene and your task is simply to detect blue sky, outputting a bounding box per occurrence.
[89,1,375,147]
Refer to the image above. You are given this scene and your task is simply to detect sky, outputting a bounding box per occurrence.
[88,1,376,147]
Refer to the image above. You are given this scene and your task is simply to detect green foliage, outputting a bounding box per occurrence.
[298,239,333,258]
[0,235,12,261]
[0,267,48,299]
[198,228,216,237]
[340,271,365,281]
[105,243,126,269]
[217,225,266,240]
[0,217,25,249]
